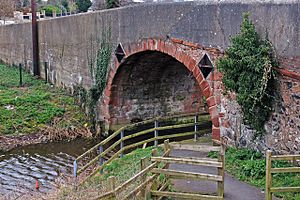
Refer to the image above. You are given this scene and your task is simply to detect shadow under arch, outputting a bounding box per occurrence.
[102,39,221,141]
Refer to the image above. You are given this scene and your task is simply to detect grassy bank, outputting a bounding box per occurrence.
[209,148,300,200]
[0,64,88,136]
[53,146,161,199]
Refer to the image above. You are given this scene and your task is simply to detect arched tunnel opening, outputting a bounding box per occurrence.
[109,50,207,128]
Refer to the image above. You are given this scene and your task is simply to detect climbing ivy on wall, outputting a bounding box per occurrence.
[217,13,278,135]
[88,28,112,133]
[75,28,112,134]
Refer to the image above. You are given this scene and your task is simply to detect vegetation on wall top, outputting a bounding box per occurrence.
[217,13,278,135]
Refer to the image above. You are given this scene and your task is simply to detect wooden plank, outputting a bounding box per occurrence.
[122,128,155,141]
[169,156,219,163]
[151,168,222,182]
[270,187,300,193]
[156,131,196,141]
[271,155,300,161]
[126,112,205,130]
[157,181,169,200]
[151,191,223,200]
[217,154,225,197]
[171,143,221,152]
[151,157,222,168]
[122,175,157,200]
[100,139,121,157]
[271,167,300,173]
[156,122,197,131]
[76,127,124,162]
[95,191,115,200]
[265,150,272,200]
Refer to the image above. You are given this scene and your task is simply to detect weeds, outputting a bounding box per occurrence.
[0,64,88,136]
[208,148,300,200]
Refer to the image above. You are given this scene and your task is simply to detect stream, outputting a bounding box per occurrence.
[0,119,212,198]
[0,139,99,197]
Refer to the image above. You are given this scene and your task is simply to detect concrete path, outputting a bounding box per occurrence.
[168,146,279,200]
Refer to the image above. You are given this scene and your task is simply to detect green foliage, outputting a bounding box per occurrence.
[217,13,278,134]
[22,0,30,7]
[83,29,112,132]
[75,0,92,12]
[209,148,300,200]
[61,0,69,11]
[106,0,119,9]
[0,64,87,135]
[40,5,61,16]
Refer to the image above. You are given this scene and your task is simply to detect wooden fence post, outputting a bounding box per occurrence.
[120,130,124,158]
[217,145,225,198]
[154,121,158,146]
[140,157,148,199]
[108,176,117,199]
[266,150,272,200]
[99,145,104,174]
[194,115,198,141]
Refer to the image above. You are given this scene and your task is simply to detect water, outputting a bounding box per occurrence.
[0,139,99,197]
[0,118,212,198]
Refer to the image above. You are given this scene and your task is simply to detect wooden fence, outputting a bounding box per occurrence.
[96,140,172,200]
[96,139,225,200]
[149,142,225,199]
[73,112,208,179]
[265,150,300,200]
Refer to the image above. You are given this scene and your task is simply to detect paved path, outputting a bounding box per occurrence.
[168,145,280,200]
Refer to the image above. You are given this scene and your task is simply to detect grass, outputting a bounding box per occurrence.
[0,64,88,135]
[54,146,162,199]
[208,148,300,200]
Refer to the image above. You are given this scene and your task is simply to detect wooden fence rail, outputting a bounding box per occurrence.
[149,142,225,200]
[73,112,208,178]
[96,140,172,200]
[265,150,300,200]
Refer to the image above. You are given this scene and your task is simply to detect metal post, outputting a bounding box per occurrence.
[99,145,104,174]
[194,115,199,141]
[44,62,48,83]
[19,63,23,87]
[154,120,158,146]
[73,160,77,177]
[31,0,40,77]
[120,130,124,158]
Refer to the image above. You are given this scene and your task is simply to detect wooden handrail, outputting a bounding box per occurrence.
[74,112,207,177]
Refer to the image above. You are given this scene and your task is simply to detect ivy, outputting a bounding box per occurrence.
[74,28,112,135]
[87,28,112,133]
[217,13,278,135]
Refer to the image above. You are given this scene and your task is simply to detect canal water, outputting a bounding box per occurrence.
[0,118,212,198]
[0,139,99,198]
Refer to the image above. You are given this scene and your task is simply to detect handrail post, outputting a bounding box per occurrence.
[194,114,198,142]
[108,176,117,198]
[266,150,272,200]
[140,157,148,198]
[120,130,124,158]
[44,61,48,83]
[99,145,104,174]
[154,120,158,146]
[73,160,77,177]
[217,145,225,197]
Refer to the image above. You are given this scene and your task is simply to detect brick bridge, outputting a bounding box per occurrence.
[0,1,299,151]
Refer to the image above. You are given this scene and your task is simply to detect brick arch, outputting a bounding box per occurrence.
[102,38,221,141]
